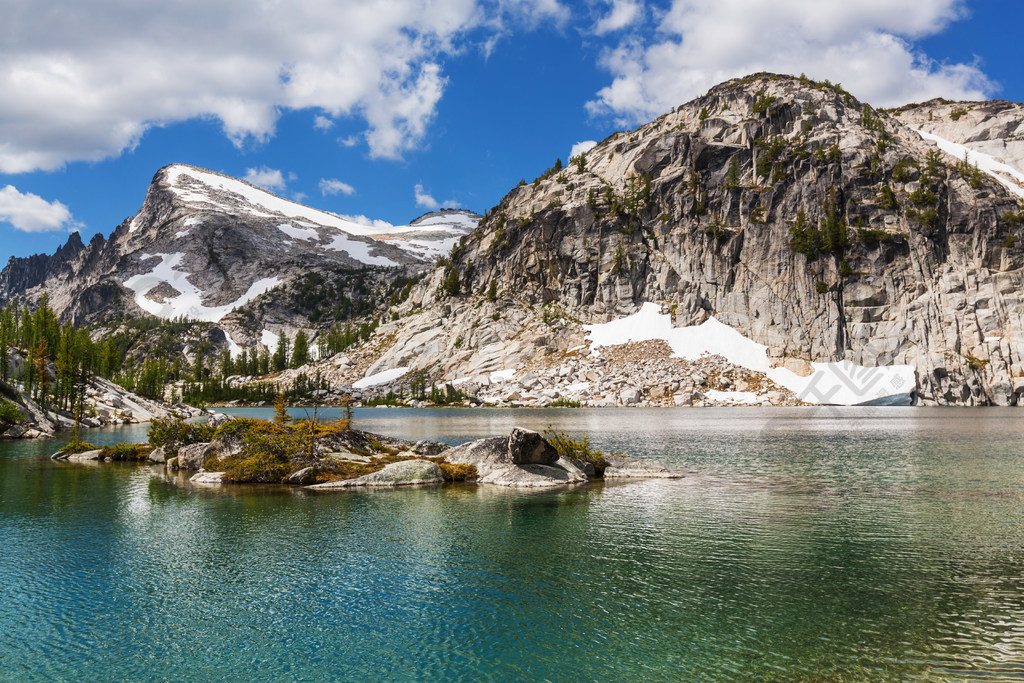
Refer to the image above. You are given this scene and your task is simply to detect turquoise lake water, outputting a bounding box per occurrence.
[1,407,1023,681]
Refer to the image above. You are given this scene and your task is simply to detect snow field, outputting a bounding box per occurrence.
[584,303,915,406]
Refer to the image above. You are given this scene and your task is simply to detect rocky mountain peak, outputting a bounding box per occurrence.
[358,71,1024,406]
[0,163,480,357]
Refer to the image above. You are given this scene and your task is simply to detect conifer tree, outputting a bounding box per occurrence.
[273,332,290,372]
[292,331,309,368]
[273,392,289,424]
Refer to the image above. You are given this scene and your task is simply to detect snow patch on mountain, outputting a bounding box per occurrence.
[123,252,281,322]
[278,223,319,241]
[914,130,1024,199]
[353,366,410,389]
[324,234,398,267]
[584,303,915,405]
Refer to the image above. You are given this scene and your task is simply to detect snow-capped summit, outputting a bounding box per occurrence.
[0,163,480,334]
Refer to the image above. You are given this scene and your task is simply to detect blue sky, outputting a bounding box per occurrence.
[0,0,1021,263]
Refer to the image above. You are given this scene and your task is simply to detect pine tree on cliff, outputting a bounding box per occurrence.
[273,332,290,372]
[292,331,309,368]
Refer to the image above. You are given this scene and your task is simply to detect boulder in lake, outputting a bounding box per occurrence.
[176,442,218,470]
[190,471,225,485]
[442,432,587,488]
[66,449,104,462]
[507,427,558,465]
[411,439,448,455]
[285,467,316,485]
[308,459,443,489]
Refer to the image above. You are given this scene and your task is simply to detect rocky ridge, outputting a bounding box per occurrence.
[310,73,1024,406]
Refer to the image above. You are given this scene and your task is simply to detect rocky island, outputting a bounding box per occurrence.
[51,415,684,490]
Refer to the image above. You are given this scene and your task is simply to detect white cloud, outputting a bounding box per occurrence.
[339,135,361,147]
[413,183,461,210]
[593,0,642,34]
[414,183,440,210]
[0,185,77,232]
[0,0,571,173]
[244,166,289,192]
[570,140,598,159]
[319,178,356,196]
[339,214,394,230]
[588,0,992,123]
[313,115,334,131]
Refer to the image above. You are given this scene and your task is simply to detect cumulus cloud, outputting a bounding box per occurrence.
[570,140,598,159]
[319,178,356,196]
[0,185,77,232]
[413,183,459,210]
[588,0,993,123]
[313,115,334,131]
[339,214,395,230]
[414,183,441,210]
[593,0,642,34]
[0,0,571,172]
[243,166,289,192]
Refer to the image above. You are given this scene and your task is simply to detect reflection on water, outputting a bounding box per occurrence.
[1,408,1023,680]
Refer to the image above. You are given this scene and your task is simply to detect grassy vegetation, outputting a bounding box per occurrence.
[434,461,478,482]
[550,397,582,408]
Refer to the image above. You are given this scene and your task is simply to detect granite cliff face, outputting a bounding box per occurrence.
[359,74,1024,406]
[0,164,480,354]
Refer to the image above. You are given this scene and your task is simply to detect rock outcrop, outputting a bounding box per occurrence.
[308,459,444,488]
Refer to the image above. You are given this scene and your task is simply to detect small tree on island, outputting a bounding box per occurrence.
[273,391,289,425]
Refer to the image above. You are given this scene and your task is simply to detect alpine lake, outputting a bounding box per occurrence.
[2,406,1023,681]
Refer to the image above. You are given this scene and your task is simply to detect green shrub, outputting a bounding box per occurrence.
[909,187,936,207]
[148,416,216,452]
[64,439,98,455]
[906,207,939,229]
[0,400,22,428]
[101,442,151,461]
[891,158,918,183]
[752,92,777,116]
[878,185,898,209]
[216,431,295,483]
[858,228,894,246]
[544,430,609,476]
